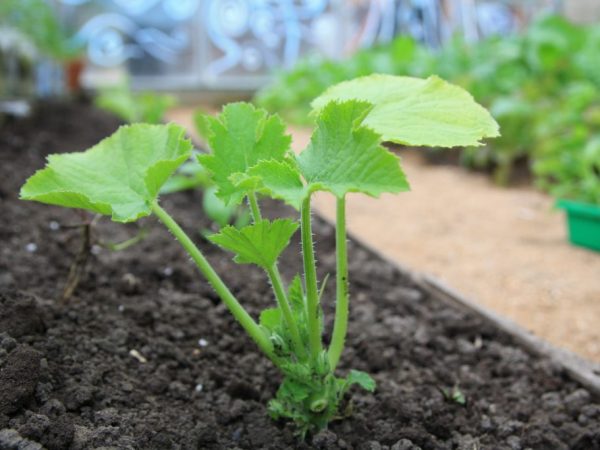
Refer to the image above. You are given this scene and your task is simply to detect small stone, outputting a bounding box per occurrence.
[541,391,562,409]
[231,427,243,442]
[480,414,494,432]
[91,245,102,255]
[168,381,188,400]
[198,338,208,347]
[25,243,37,253]
[64,385,94,411]
[94,408,119,426]
[0,428,43,450]
[564,389,591,415]
[195,383,204,393]
[0,272,15,287]
[163,266,174,277]
[391,439,421,450]
[0,333,17,352]
[39,399,66,417]
[119,273,141,295]
[48,221,60,231]
[497,419,524,438]
[312,429,338,449]
[19,413,50,440]
[129,349,147,363]
[506,435,522,450]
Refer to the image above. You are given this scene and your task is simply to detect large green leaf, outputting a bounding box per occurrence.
[20,124,192,222]
[297,100,410,198]
[208,219,299,268]
[197,102,291,205]
[311,74,499,147]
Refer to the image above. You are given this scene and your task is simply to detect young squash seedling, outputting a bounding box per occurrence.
[20,75,498,435]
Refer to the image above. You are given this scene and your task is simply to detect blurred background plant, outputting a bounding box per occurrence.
[95,79,177,125]
[0,0,84,109]
[255,14,600,206]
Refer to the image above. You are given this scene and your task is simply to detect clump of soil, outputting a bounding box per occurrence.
[0,102,599,449]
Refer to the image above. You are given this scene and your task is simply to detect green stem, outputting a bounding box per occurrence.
[301,195,322,360]
[246,193,305,359]
[267,264,307,361]
[151,201,275,362]
[328,196,348,370]
[247,192,262,222]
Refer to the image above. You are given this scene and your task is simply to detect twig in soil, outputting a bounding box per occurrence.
[61,221,92,303]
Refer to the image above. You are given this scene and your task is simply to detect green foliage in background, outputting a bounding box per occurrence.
[95,81,177,125]
[256,14,600,205]
[0,0,81,60]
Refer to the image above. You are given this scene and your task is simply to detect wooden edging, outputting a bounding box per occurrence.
[333,217,600,397]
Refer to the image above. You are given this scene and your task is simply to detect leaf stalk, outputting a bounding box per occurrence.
[301,195,322,361]
[151,201,276,362]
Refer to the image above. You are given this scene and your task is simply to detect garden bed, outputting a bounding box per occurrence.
[1,102,599,449]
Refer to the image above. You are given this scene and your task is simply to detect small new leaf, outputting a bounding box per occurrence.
[297,100,410,198]
[20,124,192,222]
[311,74,500,147]
[197,103,292,205]
[259,307,282,332]
[242,159,307,209]
[344,370,376,393]
[208,219,299,268]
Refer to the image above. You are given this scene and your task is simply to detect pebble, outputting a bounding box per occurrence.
[0,428,43,450]
[391,439,421,450]
[564,389,591,415]
[506,435,522,450]
[48,221,60,231]
[25,243,37,253]
[312,429,338,449]
[129,349,147,363]
[198,338,209,347]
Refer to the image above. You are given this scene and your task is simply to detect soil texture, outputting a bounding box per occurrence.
[1,102,599,449]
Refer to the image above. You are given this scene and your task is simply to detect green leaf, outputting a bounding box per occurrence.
[297,100,410,198]
[311,74,500,147]
[197,103,292,205]
[259,307,282,332]
[287,275,305,313]
[202,185,238,228]
[20,124,192,222]
[208,219,299,268]
[344,370,376,393]
[238,159,307,209]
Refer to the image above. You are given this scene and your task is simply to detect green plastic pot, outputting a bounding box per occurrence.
[557,199,600,252]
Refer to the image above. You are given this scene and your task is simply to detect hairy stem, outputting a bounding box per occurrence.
[247,192,262,222]
[152,201,275,362]
[246,193,305,359]
[328,196,348,370]
[301,195,322,360]
[267,264,307,361]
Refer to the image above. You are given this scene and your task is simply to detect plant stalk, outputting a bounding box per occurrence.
[301,195,322,360]
[328,196,348,370]
[246,193,305,359]
[151,201,276,362]
[247,192,262,222]
[267,264,307,361]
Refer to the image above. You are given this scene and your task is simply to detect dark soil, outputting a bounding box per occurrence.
[1,102,599,450]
